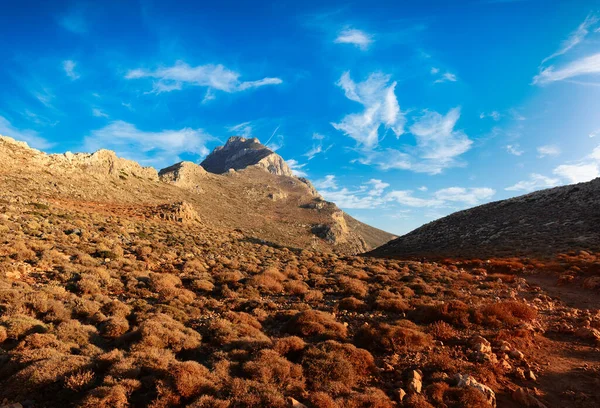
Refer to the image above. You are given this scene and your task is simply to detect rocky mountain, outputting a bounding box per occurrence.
[0,135,393,254]
[368,178,600,259]
[201,136,293,176]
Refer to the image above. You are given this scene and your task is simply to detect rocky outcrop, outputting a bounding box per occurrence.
[201,136,293,176]
[0,136,158,181]
[159,161,207,193]
[368,178,600,259]
[312,210,368,253]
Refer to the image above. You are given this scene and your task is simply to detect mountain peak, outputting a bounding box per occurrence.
[201,135,293,177]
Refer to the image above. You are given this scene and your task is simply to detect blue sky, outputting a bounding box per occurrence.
[2,0,600,235]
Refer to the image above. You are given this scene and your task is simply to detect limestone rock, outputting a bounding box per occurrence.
[159,161,207,193]
[512,388,548,408]
[455,374,496,407]
[201,136,293,176]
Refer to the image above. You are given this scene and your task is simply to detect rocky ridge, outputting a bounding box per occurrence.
[200,136,294,177]
[368,178,600,259]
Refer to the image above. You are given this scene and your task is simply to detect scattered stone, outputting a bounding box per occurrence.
[407,370,423,394]
[397,388,407,401]
[510,350,525,360]
[512,387,548,408]
[455,374,496,407]
[288,397,307,408]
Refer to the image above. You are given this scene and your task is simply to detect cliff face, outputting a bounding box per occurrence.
[0,136,158,180]
[200,136,293,177]
[368,178,600,259]
[158,161,208,193]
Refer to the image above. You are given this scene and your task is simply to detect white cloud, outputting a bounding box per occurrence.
[315,175,494,212]
[334,28,373,50]
[304,133,333,160]
[286,159,307,177]
[433,187,496,206]
[314,175,338,190]
[537,144,561,157]
[589,129,600,138]
[506,144,524,156]
[542,13,599,64]
[0,116,54,150]
[92,108,108,118]
[408,107,472,163]
[228,122,253,138]
[332,71,405,148]
[418,186,428,191]
[553,163,599,183]
[533,52,600,85]
[480,111,501,121]
[434,72,457,84]
[84,121,213,168]
[430,67,440,75]
[367,179,390,196]
[386,190,440,207]
[62,60,80,80]
[505,173,560,192]
[126,61,282,96]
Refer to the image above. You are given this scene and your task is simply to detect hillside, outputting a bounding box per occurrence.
[0,134,598,408]
[367,179,600,259]
[0,135,393,255]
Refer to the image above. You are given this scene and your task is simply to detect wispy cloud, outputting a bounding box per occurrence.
[533,52,600,85]
[506,144,524,156]
[334,28,373,50]
[542,13,599,64]
[433,72,457,84]
[553,162,599,183]
[304,133,333,160]
[332,71,405,148]
[352,107,473,175]
[315,175,495,210]
[537,144,561,157]
[92,108,109,118]
[228,122,253,138]
[62,60,80,80]
[84,121,214,168]
[506,173,560,192]
[0,116,54,150]
[286,159,307,177]
[126,61,282,96]
[480,111,501,121]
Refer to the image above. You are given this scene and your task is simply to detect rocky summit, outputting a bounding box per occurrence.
[368,178,600,259]
[201,136,293,176]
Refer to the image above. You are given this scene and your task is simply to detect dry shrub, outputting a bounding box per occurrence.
[134,313,201,352]
[404,394,435,408]
[443,386,491,408]
[191,279,215,292]
[64,369,95,391]
[428,321,457,341]
[188,395,231,408]
[101,300,131,318]
[273,336,306,357]
[285,310,347,340]
[249,273,284,294]
[301,340,374,393]
[307,392,338,408]
[338,276,369,298]
[355,321,431,353]
[373,290,410,313]
[170,360,214,398]
[304,290,324,302]
[226,377,286,407]
[339,388,394,408]
[56,320,99,346]
[413,300,472,328]
[338,297,366,311]
[1,314,47,340]
[284,280,310,296]
[208,315,271,348]
[80,385,129,408]
[480,301,537,327]
[150,273,183,300]
[101,316,130,338]
[0,325,7,343]
[243,349,304,391]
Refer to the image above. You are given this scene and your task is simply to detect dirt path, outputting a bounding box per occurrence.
[519,273,600,407]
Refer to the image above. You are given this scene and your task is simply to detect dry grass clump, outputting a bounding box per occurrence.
[169,361,214,398]
[243,349,304,392]
[338,296,367,311]
[373,289,410,312]
[427,321,458,341]
[0,314,47,340]
[355,321,432,353]
[338,276,369,298]
[64,369,95,391]
[273,336,306,357]
[285,310,347,340]
[479,300,537,327]
[302,340,375,393]
[133,313,201,352]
